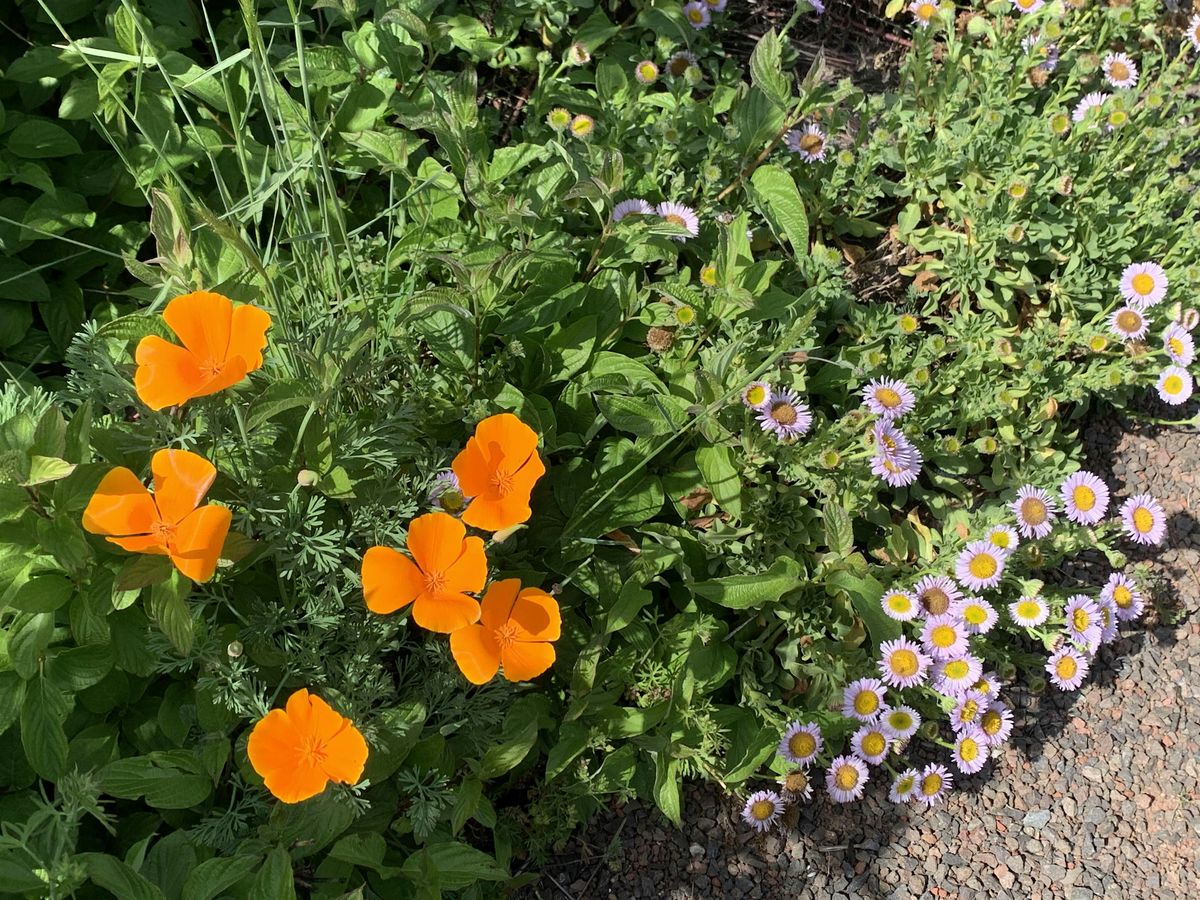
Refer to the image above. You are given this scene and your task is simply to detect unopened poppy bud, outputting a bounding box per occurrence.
[227,640,243,659]
[297,469,319,487]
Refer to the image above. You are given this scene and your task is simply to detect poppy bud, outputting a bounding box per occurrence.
[297,469,319,487]
[227,640,243,659]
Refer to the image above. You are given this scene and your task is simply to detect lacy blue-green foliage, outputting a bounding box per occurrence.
[0,0,1196,895]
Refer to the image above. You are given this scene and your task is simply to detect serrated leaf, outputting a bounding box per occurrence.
[823,502,854,556]
[20,678,69,780]
[95,315,173,343]
[148,574,194,655]
[693,556,803,609]
[748,30,789,107]
[751,164,809,254]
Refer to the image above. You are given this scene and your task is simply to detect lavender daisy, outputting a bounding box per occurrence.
[1060,471,1110,526]
[842,677,886,722]
[656,201,700,240]
[1101,572,1144,622]
[921,614,969,661]
[633,61,659,85]
[979,701,1015,746]
[612,198,654,222]
[881,588,920,622]
[1010,0,1044,11]
[1110,306,1149,341]
[1072,91,1110,124]
[881,705,922,741]
[955,540,1007,591]
[1120,262,1168,308]
[1012,485,1057,539]
[909,0,939,27]
[1047,646,1090,691]
[1064,594,1103,652]
[1163,324,1196,366]
[808,0,826,12]
[913,575,961,616]
[1157,366,1194,406]
[952,728,990,775]
[871,444,923,487]
[1102,52,1138,89]
[740,381,772,410]
[984,524,1020,554]
[949,690,987,733]
[1190,14,1200,53]
[1096,595,1120,645]
[826,755,869,803]
[878,637,931,689]
[778,721,823,766]
[1120,493,1167,545]
[973,670,1004,698]
[861,378,916,419]
[785,124,828,162]
[428,471,469,514]
[851,724,891,766]
[952,596,998,635]
[872,421,913,462]
[741,790,785,831]
[934,654,984,695]
[682,0,711,29]
[915,763,953,808]
[1021,33,1058,72]
[756,387,813,440]
[1008,595,1049,628]
[778,769,813,803]
[704,0,728,10]
[889,768,920,803]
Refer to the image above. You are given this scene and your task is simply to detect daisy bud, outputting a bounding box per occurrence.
[567,43,590,65]
[999,661,1017,682]
[1181,309,1199,331]
[1028,675,1047,694]
[297,469,319,487]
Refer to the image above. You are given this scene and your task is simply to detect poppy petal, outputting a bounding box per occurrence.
[449,624,501,685]
[510,588,561,642]
[320,722,370,785]
[169,504,231,582]
[451,438,493,499]
[500,640,556,682]
[247,708,329,804]
[444,536,488,595]
[107,534,168,553]
[151,449,216,524]
[479,579,522,633]
[226,303,272,373]
[474,413,540,467]
[192,354,250,399]
[362,546,425,614]
[406,512,468,574]
[462,492,534,533]
[82,467,157,537]
[134,336,207,410]
[162,291,233,361]
[412,591,481,633]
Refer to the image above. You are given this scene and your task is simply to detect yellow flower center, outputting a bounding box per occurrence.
[959,738,979,762]
[1020,497,1047,525]
[900,315,919,333]
[300,735,329,767]
[675,306,696,325]
[1072,608,1091,632]
[960,699,979,722]
[835,764,860,790]
[198,358,226,380]
[890,649,920,677]
[930,624,957,648]
[664,213,687,229]
[886,593,912,614]
[989,531,1011,549]
[888,711,913,731]
[493,622,519,649]
[883,459,903,474]
[1132,506,1154,533]
[771,402,799,426]
[963,605,988,625]
[745,385,767,406]
[981,710,1002,736]
[943,659,969,680]
[853,690,879,716]
[423,570,448,595]
[922,588,950,615]
[1072,485,1096,511]
[784,771,809,793]
[1016,600,1041,621]
[1116,310,1142,332]
[1168,337,1184,355]
[687,7,704,22]
[916,2,936,20]
[789,731,816,758]
[921,773,942,796]
[700,265,718,286]
[799,134,824,154]
[638,63,657,81]
[490,468,515,497]
[1131,273,1155,296]
[1090,336,1108,351]
[862,732,887,757]
[749,799,775,821]
[1109,61,1129,81]
[968,553,998,580]
[150,519,178,549]
[875,387,902,408]
[1112,585,1132,608]
[1009,183,1027,198]
[1163,375,1184,395]
[1056,655,1077,679]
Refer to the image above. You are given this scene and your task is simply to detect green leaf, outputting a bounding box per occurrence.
[247,380,314,431]
[695,445,742,518]
[401,842,508,891]
[181,856,260,900]
[20,678,69,780]
[750,164,809,254]
[546,316,597,382]
[10,574,74,613]
[823,502,854,556]
[0,484,28,522]
[450,778,482,836]
[47,644,113,692]
[748,29,789,107]
[544,721,589,781]
[7,121,81,158]
[95,315,173,343]
[115,554,173,591]
[148,573,194,656]
[59,78,100,119]
[653,749,682,826]
[329,833,402,877]
[79,854,166,900]
[693,557,803,609]
[604,582,652,633]
[249,847,296,900]
[825,566,900,644]
[0,672,26,738]
[23,456,75,486]
[100,753,213,809]
[8,612,54,679]
[596,395,689,437]
[478,696,544,779]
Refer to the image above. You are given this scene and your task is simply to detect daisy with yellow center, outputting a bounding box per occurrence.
[842,678,886,722]
[909,0,939,27]
[741,790,784,832]
[1011,485,1057,539]
[881,588,919,622]
[569,114,595,139]
[852,724,891,765]
[1008,595,1048,628]
[778,721,823,766]
[826,755,869,802]
[955,540,1007,591]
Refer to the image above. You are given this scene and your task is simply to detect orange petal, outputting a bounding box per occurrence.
[461,492,534,533]
[479,578,522,633]
[162,291,233,362]
[449,624,501,685]
[411,591,480,633]
[406,512,467,574]
[134,336,207,410]
[510,587,561,642]
[474,414,539,470]
[192,354,249,399]
[320,721,369,785]
[246,708,328,804]
[362,546,425,614]
[107,535,168,554]
[82,467,157,537]
[500,640,556,682]
[169,504,231,582]
[444,536,488,595]
[151,449,216,524]
[451,437,493,499]
[227,303,272,373]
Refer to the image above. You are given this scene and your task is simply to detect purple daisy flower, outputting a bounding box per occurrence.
[871,444,923,487]
[952,596,998,634]
[826,755,869,803]
[703,0,728,10]
[656,201,700,240]
[740,790,785,831]
[682,0,711,29]
[1047,646,1089,691]
[1021,33,1058,71]
[428,471,470,514]
[872,421,913,462]
[851,724,891,766]
[808,0,826,11]
[881,705,922,740]
[613,198,655,222]
[778,769,813,803]
[1102,52,1138,89]
[740,381,772,410]
[952,727,990,775]
[933,654,984,695]
[1120,493,1167,545]
[889,768,920,803]
[1163,324,1196,366]
[978,701,1015,746]
[1190,14,1200,52]
[756,387,813,440]
[1064,594,1103,652]
[1096,595,1120,645]
[633,61,659,85]
[1008,595,1049,628]
[1012,485,1057,539]
[915,763,953,808]
[881,588,920,622]
[1156,366,1193,406]
[1110,306,1149,341]
[878,637,930,689]
[972,670,1004,699]
[1120,262,1168,308]
[913,575,962,616]
[908,0,939,27]
[861,378,916,419]
[949,690,988,733]
[842,677,886,722]
[778,721,823,766]
[785,124,828,162]
[921,614,969,661]
[955,540,1007,592]
[1072,91,1110,124]
[1101,572,1144,622]
[983,524,1020,554]
[1061,471,1110,526]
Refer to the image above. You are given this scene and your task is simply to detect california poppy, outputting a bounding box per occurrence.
[134,291,271,410]
[246,688,368,804]
[362,511,487,633]
[451,413,546,532]
[449,579,561,684]
[82,448,231,582]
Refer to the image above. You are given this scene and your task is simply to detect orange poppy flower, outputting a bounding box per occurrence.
[362,511,487,633]
[82,448,231,582]
[134,291,271,410]
[452,413,546,532]
[449,579,561,684]
[246,688,368,804]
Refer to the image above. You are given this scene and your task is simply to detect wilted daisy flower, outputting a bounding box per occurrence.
[569,114,595,139]
[1021,33,1059,71]
[1120,493,1167,545]
[634,60,659,84]
[567,43,591,65]
[862,378,916,419]
[889,768,920,803]
[979,701,1015,746]
[740,381,772,411]
[934,654,984,695]
[1061,471,1110,526]
[1163,324,1196,366]
[1096,595,1120,645]
[826,755,870,803]
[1156,366,1193,406]
[682,0,711,29]
[699,264,719,286]
[656,201,700,241]
[1189,14,1200,52]
[984,524,1020,553]
[872,421,913,462]
[952,596,998,634]
[785,124,828,162]
[547,107,572,131]
[778,769,813,803]
[878,637,931,689]
[1102,572,1144,622]
[1047,646,1089,691]
[741,790,785,831]
[1072,91,1110,124]
[1120,262,1168,308]
[921,614,969,661]
[1012,485,1057,539]
[428,471,469,514]
[955,540,1007,592]
[881,588,920,622]
[914,575,961,616]
[842,677,886,722]
[952,728,990,775]
[1009,595,1049,628]
[851,724,891,766]
[915,763,953,808]
[778,721,823,766]
[1102,52,1138,89]
[1109,306,1149,341]
[871,444,923,488]
[756,387,813,440]
[1064,594,1103,651]
[949,690,987,733]
[612,198,654,222]
[667,50,698,78]
[881,705,922,741]
[909,0,939,27]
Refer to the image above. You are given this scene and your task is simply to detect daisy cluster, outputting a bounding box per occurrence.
[1106,261,1196,408]
[741,381,814,440]
[682,0,728,31]
[611,198,700,241]
[863,378,922,488]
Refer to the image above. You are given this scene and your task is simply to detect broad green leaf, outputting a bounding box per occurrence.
[181,856,260,900]
[47,644,113,693]
[23,456,75,486]
[693,557,803,609]
[10,574,74,613]
[249,847,296,900]
[825,567,900,644]
[115,554,173,591]
[7,121,81,158]
[653,749,682,826]
[478,696,545,779]
[8,612,54,679]
[401,842,508,891]
[0,484,28,521]
[597,395,688,437]
[20,678,69,779]
[695,445,743,518]
[79,854,166,900]
[748,30,789,107]
[750,164,809,254]
[0,672,26,737]
[247,380,314,431]
[100,753,213,809]
[823,503,854,556]
[148,573,194,655]
[544,721,589,781]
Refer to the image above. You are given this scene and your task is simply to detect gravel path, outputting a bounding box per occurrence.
[533,404,1200,899]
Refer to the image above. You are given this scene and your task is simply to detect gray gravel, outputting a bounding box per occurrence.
[531,402,1200,899]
